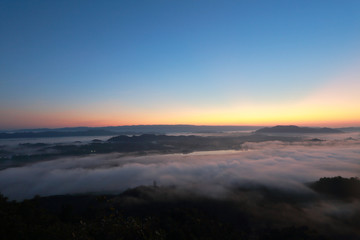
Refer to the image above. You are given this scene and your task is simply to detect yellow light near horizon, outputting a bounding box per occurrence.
[111,102,360,127]
[2,103,358,129]
[1,70,359,129]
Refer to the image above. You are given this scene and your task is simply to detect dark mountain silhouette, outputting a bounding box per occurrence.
[0,129,117,139]
[2,125,260,133]
[1,134,300,169]
[337,127,360,132]
[256,125,342,134]
[1,125,355,139]
[0,125,261,139]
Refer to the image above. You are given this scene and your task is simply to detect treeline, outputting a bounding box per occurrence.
[0,192,325,240]
[309,176,360,199]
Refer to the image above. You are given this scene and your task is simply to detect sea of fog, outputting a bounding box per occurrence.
[0,132,359,200]
[0,130,251,147]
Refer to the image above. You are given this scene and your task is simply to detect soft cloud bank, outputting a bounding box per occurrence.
[0,140,359,200]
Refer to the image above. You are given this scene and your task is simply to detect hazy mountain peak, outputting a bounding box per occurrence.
[256,125,343,134]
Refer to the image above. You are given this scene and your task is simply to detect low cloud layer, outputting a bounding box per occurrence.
[0,138,359,201]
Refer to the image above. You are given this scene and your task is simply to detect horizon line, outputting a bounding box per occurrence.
[2,124,360,132]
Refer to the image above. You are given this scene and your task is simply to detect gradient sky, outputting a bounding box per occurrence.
[1,0,360,129]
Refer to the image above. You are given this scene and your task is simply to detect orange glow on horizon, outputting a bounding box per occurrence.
[2,109,358,129]
[1,97,360,129]
[1,70,359,130]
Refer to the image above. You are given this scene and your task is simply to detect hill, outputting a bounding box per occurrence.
[0,177,359,240]
[0,125,260,139]
[256,125,342,134]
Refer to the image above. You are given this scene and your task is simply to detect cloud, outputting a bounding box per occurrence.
[1,137,359,238]
[0,138,359,201]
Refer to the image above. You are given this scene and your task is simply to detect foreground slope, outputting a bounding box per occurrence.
[0,177,359,240]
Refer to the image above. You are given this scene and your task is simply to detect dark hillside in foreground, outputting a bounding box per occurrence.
[309,176,360,200]
[256,125,342,134]
[0,177,359,240]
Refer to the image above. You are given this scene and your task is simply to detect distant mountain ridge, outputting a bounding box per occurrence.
[337,127,360,132]
[0,125,260,139]
[1,124,354,139]
[2,125,260,133]
[256,125,343,134]
[0,129,117,139]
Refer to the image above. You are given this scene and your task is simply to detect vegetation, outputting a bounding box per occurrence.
[309,176,360,199]
[3,176,360,240]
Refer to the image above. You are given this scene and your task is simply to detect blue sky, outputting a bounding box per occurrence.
[1,0,360,128]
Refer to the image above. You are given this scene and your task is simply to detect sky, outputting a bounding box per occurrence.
[1,0,360,129]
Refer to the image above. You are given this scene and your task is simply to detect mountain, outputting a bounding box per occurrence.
[0,125,260,139]
[337,127,360,132]
[0,129,117,139]
[255,125,343,134]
